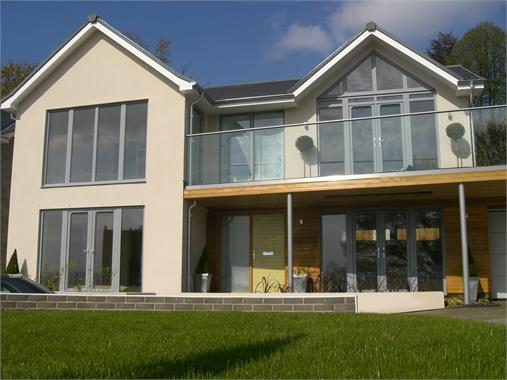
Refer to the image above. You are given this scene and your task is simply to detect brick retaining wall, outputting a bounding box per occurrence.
[0,294,356,313]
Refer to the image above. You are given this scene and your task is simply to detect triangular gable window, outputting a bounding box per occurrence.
[319,53,431,98]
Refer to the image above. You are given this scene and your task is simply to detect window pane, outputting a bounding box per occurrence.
[416,209,443,291]
[376,56,403,90]
[347,58,373,92]
[39,211,62,290]
[355,212,378,291]
[321,214,348,292]
[67,212,88,289]
[351,106,374,174]
[93,212,114,289]
[124,102,148,179]
[319,107,345,175]
[221,215,250,292]
[410,100,438,169]
[120,208,143,292]
[70,108,95,182]
[220,115,251,183]
[380,104,404,172]
[407,76,426,88]
[45,111,68,184]
[253,113,284,181]
[96,105,121,181]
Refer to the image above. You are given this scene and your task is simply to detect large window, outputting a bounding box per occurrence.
[220,112,284,183]
[317,52,437,176]
[43,101,147,185]
[38,207,144,292]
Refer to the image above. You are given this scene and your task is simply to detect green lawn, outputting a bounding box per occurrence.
[1,310,505,379]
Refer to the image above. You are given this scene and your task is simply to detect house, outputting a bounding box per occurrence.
[1,15,505,305]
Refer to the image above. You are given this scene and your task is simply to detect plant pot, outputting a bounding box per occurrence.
[293,274,307,293]
[469,276,480,303]
[195,273,213,293]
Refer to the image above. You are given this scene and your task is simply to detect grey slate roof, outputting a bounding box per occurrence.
[204,79,300,101]
[445,65,484,81]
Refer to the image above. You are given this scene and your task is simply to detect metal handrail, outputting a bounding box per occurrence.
[186,104,506,137]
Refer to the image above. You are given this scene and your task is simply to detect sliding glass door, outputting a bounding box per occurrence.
[39,207,143,292]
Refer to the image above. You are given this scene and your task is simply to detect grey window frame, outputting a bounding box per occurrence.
[317,52,437,176]
[219,111,285,183]
[42,100,148,187]
[37,206,144,293]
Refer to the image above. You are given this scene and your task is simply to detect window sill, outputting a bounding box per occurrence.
[41,179,146,189]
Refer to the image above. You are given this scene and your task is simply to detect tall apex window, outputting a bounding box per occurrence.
[43,101,148,185]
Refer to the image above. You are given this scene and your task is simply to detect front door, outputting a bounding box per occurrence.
[65,210,116,291]
[355,210,409,291]
[252,214,285,292]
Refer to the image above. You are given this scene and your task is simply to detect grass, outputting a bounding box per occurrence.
[1,310,505,379]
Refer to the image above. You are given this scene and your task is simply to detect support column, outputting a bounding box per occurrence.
[458,183,470,305]
[287,193,294,292]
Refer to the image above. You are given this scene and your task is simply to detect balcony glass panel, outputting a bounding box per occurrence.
[187,105,506,186]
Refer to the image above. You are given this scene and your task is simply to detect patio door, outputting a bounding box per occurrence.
[66,210,117,291]
[252,214,285,292]
[355,210,409,291]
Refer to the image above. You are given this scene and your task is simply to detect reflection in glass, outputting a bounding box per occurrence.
[70,108,95,182]
[67,213,88,289]
[376,56,403,90]
[221,215,250,292]
[416,209,443,291]
[120,208,143,292]
[384,211,408,291]
[355,212,378,291]
[351,106,374,174]
[40,211,63,290]
[124,102,148,179]
[319,107,345,175]
[96,105,121,181]
[380,104,404,172]
[45,111,68,184]
[410,100,438,169]
[93,212,114,289]
[321,214,348,292]
[347,58,373,92]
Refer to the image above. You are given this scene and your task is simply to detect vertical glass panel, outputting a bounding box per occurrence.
[379,104,404,172]
[355,212,378,291]
[410,100,438,170]
[407,76,426,88]
[221,215,250,292]
[96,105,121,181]
[39,211,62,290]
[376,56,403,90]
[70,108,95,183]
[45,111,68,184]
[473,106,507,166]
[120,208,143,292]
[220,115,251,183]
[321,214,348,292]
[384,211,408,291]
[347,57,373,92]
[93,212,114,290]
[67,213,88,290]
[253,113,284,180]
[319,107,345,175]
[124,102,148,180]
[416,209,443,291]
[351,106,374,174]
[322,80,346,97]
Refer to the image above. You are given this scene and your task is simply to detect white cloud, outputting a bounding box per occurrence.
[268,0,502,59]
[268,23,334,60]
[328,0,498,45]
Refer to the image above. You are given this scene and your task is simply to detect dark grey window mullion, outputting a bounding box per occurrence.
[344,99,353,174]
[91,107,99,182]
[64,110,74,184]
[407,208,418,291]
[59,211,69,291]
[402,93,413,166]
[376,212,387,291]
[346,211,355,292]
[374,104,382,173]
[86,211,94,291]
[249,115,254,181]
[42,113,50,185]
[112,208,122,292]
[118,104,127,180]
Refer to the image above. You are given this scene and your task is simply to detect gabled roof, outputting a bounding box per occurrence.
[1,15,196,112]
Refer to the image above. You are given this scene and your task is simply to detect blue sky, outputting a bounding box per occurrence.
[1,1,505,86]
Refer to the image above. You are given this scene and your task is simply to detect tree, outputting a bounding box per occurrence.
[426,32,457,64]
[5,249,19,274]
[124,31,171,64]
[1,61,37,97]
[447,21,506,106]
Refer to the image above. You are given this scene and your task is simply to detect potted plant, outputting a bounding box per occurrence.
[194,247,212,293]
[293,267,308,293]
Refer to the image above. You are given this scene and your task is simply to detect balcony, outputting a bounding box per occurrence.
[186,105,506,187]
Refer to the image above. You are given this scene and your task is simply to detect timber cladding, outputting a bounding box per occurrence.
[207,202,498,294]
